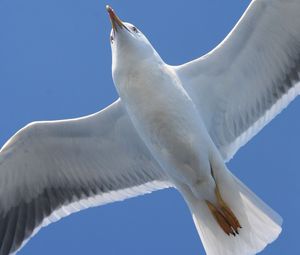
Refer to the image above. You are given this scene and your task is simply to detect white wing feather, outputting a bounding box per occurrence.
[0,99,170,255]
[175,0,300,161]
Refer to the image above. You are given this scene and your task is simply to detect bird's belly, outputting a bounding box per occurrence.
[136,105,212,183]
[118,69,214,185]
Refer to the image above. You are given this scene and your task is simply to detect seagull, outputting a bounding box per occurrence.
[0,1,299,254]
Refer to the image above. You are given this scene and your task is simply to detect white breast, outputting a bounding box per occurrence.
[114,60,214,185]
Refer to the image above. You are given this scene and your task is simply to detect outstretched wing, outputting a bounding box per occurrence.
[175,0,300,161]
[0,99,170,255]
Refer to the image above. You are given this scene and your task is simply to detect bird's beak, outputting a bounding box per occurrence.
[106,5,127,32]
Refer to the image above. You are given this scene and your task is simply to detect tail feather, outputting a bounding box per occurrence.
[184,169,282,255]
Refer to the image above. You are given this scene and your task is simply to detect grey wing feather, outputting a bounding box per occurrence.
[0,99,170,255]
[175,0,300,161]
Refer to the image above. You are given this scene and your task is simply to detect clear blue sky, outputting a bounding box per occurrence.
[0,1,299,254]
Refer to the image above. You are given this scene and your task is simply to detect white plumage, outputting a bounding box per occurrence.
[0,1,299,254]
[0,100,170,255]
[176,0,300,161]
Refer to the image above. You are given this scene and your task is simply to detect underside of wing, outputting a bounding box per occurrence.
[175,0,300,161]
[0,100,170,255]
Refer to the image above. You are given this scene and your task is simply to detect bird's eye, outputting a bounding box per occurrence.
[110,35,114,44]
[132,26,138,33]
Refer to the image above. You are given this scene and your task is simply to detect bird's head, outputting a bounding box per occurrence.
[106,6,162,71]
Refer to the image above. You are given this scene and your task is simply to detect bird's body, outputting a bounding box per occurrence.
[113,49,215,200]
[1,1,300,254]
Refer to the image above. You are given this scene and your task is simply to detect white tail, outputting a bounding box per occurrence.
[184,169,282,255]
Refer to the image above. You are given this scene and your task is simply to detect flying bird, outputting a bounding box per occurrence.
[0,1,299,254]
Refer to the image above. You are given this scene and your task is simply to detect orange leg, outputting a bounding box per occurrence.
[206,167,242,236]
